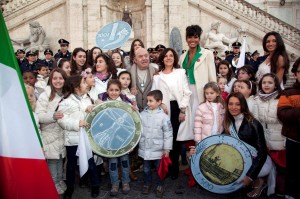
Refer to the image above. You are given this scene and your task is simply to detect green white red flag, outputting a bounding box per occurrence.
[0,12,59,199]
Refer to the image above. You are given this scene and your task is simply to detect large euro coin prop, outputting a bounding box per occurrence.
[191,135,252,194]
[85,101,142,158]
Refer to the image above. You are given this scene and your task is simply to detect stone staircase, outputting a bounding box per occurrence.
[196,0,300,57]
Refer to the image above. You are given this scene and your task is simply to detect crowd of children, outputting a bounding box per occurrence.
[20,36,300,199]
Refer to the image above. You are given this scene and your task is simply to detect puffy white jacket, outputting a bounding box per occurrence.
[253,96,285,150]
[36,86,66,159]
[138,107,173,160]
[93,75,112,100]
[246,95,255,114]
[57,93,92,146]
[35,75,48,98]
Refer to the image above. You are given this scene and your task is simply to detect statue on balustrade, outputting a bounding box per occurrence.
[202,21,238,55]
[120,2,134,53]
[11,21,49,57]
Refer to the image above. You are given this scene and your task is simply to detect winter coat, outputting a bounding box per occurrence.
[151,68,193,141]
[246,95,255,113]
[179,47,217,103]
[277,82,300,142]
[229,117,267,180]
[253,96,285,150]
[36,86,66,159]
[57,93,92,146]
[138,107,173,160]
[194,101,225,143]
[93,74,112,100]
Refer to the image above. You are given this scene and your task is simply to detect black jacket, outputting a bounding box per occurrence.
[231,118,267,180]
[250,55,268,73]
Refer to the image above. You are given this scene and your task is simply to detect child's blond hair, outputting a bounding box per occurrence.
[25,84,36,111]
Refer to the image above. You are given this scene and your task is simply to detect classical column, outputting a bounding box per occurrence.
[67,0,84,49]
[168,0,188,50]
[145,0,152,48]
[87,0,101,48]
[151,0,165,45]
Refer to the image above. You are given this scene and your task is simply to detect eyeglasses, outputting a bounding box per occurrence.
[60,44,67,47]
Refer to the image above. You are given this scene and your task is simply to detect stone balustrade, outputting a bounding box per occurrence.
[218,0,300,45]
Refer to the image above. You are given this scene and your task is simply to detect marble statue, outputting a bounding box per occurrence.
[202,21,237,54]
[170,27,183,58]
[12,21,49,57]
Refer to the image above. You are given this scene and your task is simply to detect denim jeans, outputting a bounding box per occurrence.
[108,154,130,185]
[143,159,163,186]
[66,146,100,188]
[47,157,63,185]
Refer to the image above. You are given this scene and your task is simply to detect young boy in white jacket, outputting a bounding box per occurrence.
[139,90,173,198]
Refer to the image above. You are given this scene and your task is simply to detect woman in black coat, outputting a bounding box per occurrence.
[223,92,275,198]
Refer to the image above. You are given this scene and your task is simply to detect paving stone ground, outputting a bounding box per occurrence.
[59,165,272,199]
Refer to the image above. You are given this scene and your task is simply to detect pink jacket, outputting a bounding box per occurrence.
[194,101,225,143]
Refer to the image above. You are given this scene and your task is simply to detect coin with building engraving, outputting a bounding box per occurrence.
[85,101,141,158]
[191,135,252,194]
[96,21,132,51]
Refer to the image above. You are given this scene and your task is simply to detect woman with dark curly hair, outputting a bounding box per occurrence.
[92,53,117,96]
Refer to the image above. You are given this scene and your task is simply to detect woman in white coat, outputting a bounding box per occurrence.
[35,68,68,194]
[179,25,216,119]
[151,48,192,179]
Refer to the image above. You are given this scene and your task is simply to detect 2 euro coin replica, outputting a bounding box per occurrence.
[190,135,252,194]
[85,101,142,158]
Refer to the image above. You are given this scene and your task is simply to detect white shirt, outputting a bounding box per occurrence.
[159,72,177,101]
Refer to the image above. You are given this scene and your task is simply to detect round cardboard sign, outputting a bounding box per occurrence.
[96,21,132,51]
[191,135,252,194]
[85,101,142,158]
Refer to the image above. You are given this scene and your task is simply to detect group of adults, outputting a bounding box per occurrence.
[126,25,295,199]
[15,23,298,199]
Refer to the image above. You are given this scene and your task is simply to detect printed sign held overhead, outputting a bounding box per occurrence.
[96,21,132,51]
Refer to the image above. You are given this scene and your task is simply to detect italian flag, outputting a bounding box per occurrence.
[0,13,59,199]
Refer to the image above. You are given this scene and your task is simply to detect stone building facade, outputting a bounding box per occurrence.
[2,0,300,60]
